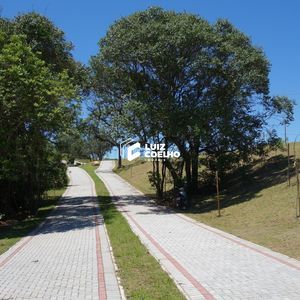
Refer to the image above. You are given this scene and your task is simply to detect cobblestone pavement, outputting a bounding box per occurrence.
[97,160,300,300]
[0,166,123,300]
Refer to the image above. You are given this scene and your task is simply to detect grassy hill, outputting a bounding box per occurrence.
[114,144,300,260]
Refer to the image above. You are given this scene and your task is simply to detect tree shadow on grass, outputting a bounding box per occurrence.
[0,193,63,254]
[189,154,291,214]
[97,195,120,224]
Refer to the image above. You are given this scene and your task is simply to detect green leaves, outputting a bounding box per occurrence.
[271,96,295,125]
[91,7,294,193]
[0,34,75,134]
[0,14,79,217]
[13,12,73,73]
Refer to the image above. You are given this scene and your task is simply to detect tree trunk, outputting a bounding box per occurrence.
[191,147,199,193]
[160,160,166,199]
[185,156,191,188]
[156,158,163,198]
[165,159,182,188]
[117,143,122,168]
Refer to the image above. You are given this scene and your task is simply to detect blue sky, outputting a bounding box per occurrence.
[1,0,300,146]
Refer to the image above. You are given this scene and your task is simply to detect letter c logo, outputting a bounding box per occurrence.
[127,142,141,161]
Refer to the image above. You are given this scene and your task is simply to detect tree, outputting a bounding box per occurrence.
[0,32,76,217]
[56,120,112,163]
[0,12,90,95]
[271,95,295,143]
[13,12,73,72]
[85,94,130,168]
[91,7,294,197]
[57,129,87,163]
[0,12,90,218]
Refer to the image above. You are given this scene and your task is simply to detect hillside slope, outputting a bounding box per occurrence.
[115,152,300,260]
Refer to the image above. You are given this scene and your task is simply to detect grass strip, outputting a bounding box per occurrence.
[82,163,185,300]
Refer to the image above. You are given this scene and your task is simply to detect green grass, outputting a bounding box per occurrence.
[114,149,300,260]
[0,187,66,255]
[76,158,91,164]
[81,163,185,300]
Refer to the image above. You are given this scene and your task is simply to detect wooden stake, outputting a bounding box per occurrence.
[296,162,300,218]
[287,143,291,187]
[216,171,221,217]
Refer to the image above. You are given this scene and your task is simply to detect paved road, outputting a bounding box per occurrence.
[0,166,123,300]
[97,160,300,300]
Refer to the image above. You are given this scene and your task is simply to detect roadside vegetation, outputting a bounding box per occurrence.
[115,146,300,260]
[0,13,88,220]
[81,163,185,300]
[0,187,65,255]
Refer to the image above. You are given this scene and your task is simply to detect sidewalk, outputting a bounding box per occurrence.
[97,160,300,300]
[0,166,123,300]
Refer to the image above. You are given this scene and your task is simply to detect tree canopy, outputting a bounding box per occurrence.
[91,7,294,196]
[0,13,86,218]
